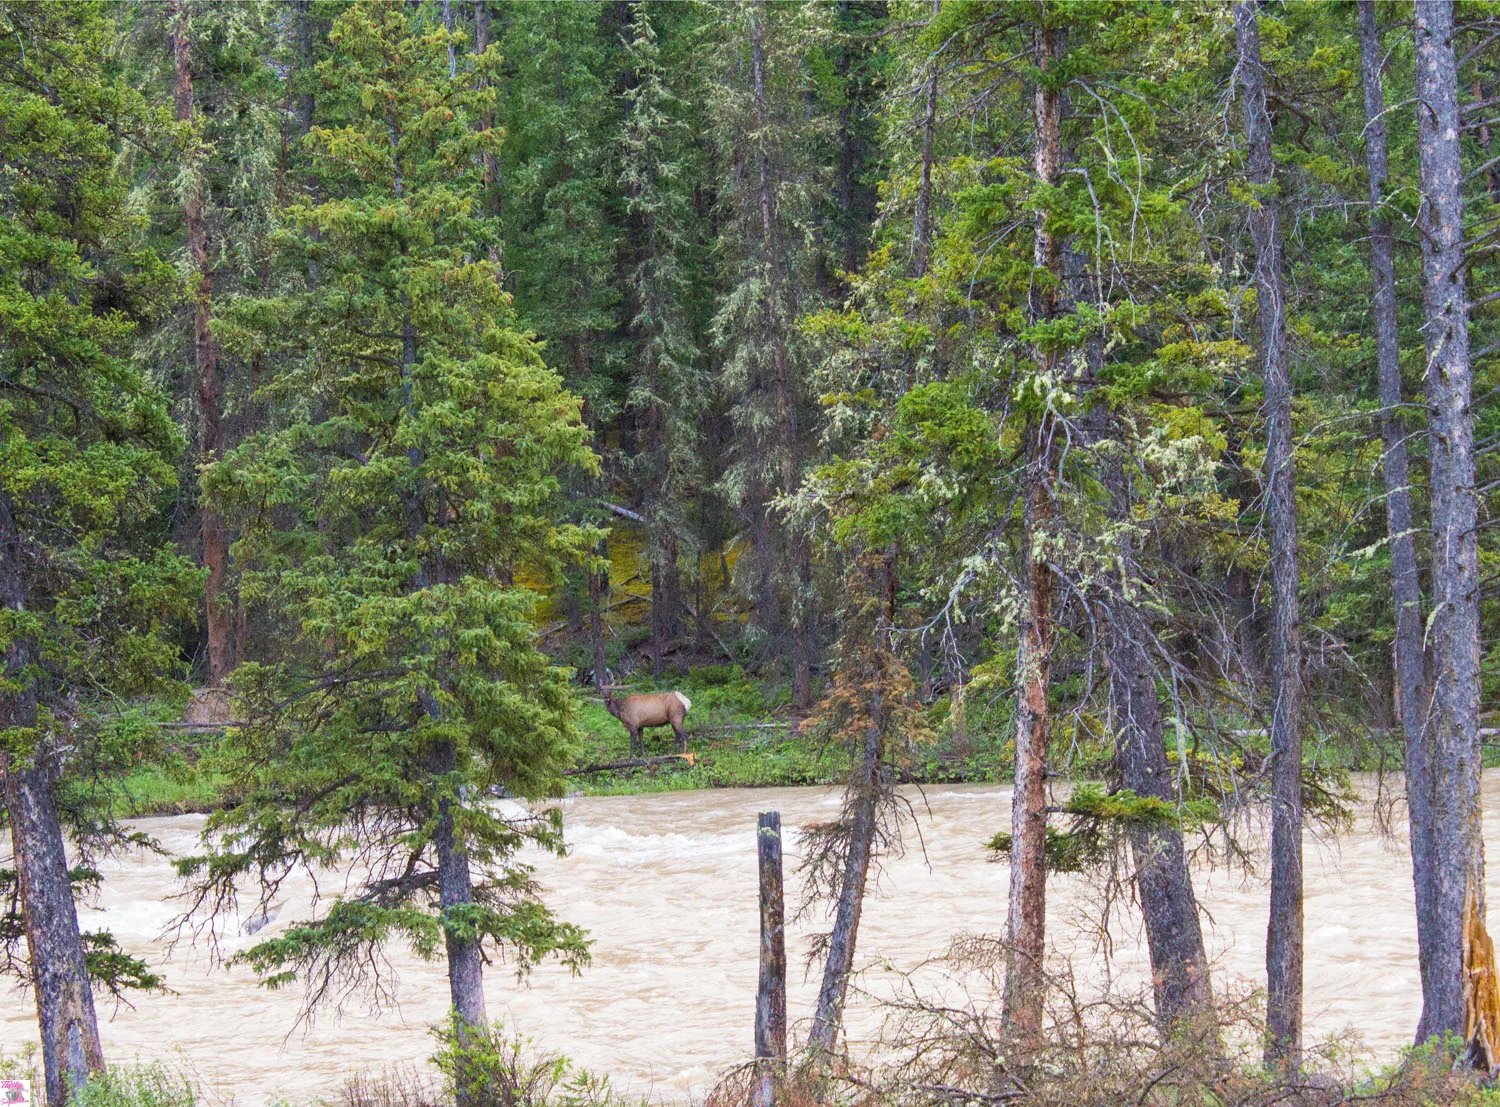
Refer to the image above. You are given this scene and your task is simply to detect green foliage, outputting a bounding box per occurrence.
[181,0,599,1015]
[0,867,164,997]
[987,783,1219,874]
[0,0,195,748]
[430,1015,620,1107]
[68,1064,195,1107]
[499,2,622,414]
[0,0,197,1003]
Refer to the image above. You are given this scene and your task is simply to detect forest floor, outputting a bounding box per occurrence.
[114,667,1005,816]
[114,666,1444,817]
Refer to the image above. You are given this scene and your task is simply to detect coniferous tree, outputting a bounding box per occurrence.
[499,1,623,685]
[0,4,198,1101]
[167,0,234,684]
[1234,0,1306,1067]
[179,1,596,1064]
[619,2,709,679]
[1412,0,1492,1058]
[1358,0,1440,1046]
[710,0,832,709]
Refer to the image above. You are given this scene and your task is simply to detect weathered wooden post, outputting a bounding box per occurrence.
[754,811,787,1107]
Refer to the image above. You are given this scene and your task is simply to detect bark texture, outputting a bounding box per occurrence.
[1359,0,1444,1044]
[3,763,106,1107]
[650,528,681,681]
[474,0,503,279]
[170,0,232,685]
[295,0,316,139]
[1413,0,1491,1056]
[912,0,940,279]
[435,791,488,1030]
[1234,2,1305,1067]
[0,495,106,1107]
[1000,17,1064,1045]
[1102,451,1214,1034]
[753,811,786,1107]
[807,700,883,1053]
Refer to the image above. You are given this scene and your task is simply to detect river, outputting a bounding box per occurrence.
[0,775,1467,1103]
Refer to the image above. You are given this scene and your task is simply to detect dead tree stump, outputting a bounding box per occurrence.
[753,811,787,1107]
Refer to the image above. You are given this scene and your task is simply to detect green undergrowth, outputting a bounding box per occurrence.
[111,665,1422,817]
[113,760,232,818]
[569,665,847,793]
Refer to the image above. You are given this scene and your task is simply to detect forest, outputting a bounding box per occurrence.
[5,0,1500,1103]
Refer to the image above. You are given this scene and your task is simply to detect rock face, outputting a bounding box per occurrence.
[182,687,237,726]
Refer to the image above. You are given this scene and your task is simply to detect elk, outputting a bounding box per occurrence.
[601,687,692,757]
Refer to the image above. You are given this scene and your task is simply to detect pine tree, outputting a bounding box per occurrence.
[500,1,621,414]
[709,0,833,708]
[179,1,597,1065]
[1233,1,1306,1066]
[1412,0,1491,1057]
[0,3,198,1101]
[618,2,709,679]
[498,1,623,684]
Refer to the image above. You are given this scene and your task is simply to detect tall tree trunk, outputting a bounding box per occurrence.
[1413,0,1492,1058]
[443,0,457,78]
[807,690,883,1053]
[912,0,940,280]
[435,792,487,1028]
[1234,3,1305,1068]
[295,0,316,139]
[170,0,232,685]
[475,0,501,281]
[1102,451,1215,1035]
[1000,16,1064,1045]
[389,131,488,1050]
[0,495,105,1107]
[651,530,680,680]
[808,551,896,1053]
[1359,0,1443,1046]
[749,0,813,710]
[4,764,106,1107]
[835,1,858,279]
[590,537,609,691]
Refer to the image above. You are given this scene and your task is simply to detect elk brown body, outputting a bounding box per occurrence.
[602,690,692,756]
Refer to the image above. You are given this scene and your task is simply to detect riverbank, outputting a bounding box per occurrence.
[116,671,1002,817]
[2,780,1465,1105]
[116,670,1435,819]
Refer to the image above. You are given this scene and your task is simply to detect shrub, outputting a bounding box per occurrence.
[68,1065,195,1107]
[431,1016,619,1107]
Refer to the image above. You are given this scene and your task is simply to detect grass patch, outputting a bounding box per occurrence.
[113,755,231,818]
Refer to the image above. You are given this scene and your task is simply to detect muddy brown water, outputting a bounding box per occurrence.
[0,775,1472,1104]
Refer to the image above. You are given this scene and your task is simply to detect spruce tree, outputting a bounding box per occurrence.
[179,0,596,1051]
[618,2,709,678]
[1,3,198,1101]
[498,1,624,682]
[708,0,833,707]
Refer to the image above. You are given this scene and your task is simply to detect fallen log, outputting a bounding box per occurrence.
[564,752,697,776]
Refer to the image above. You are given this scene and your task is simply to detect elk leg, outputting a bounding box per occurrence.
[629,728,640,759]
[673,720,686,754]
